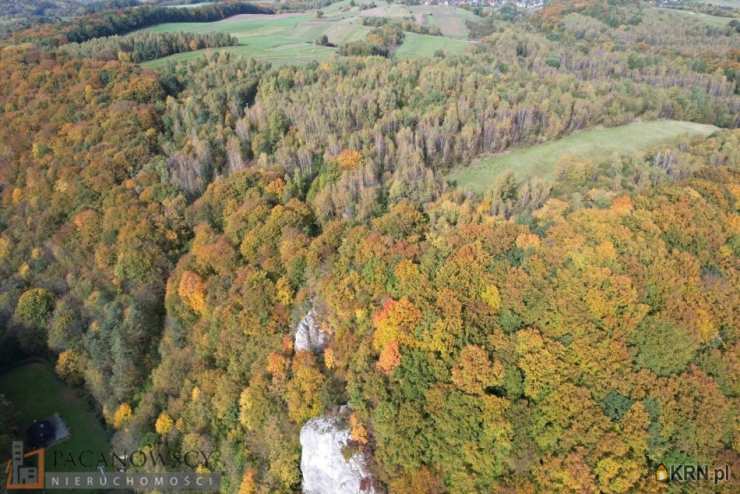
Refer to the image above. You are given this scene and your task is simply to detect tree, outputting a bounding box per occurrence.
[113,403,133,429]
[285,352,326,423]
[629,317,698,376]
[14,288,54,329]
[451,345,504,395]
[155,412,174,435]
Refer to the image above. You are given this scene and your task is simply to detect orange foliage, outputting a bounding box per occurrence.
[372,297,422,351]
[336,149,363,171]
[178,270,207,314]
[349,413,368,445]
[238,468,257,494]
[377,341,401,375]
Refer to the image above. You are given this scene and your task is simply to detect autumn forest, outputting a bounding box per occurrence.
[0,0,738,493]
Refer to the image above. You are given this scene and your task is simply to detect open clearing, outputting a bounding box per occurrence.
[448,120,719,193]
[395,32,470,59]
[0,363,110,472]
[141,0,475,68]
[653,7,736,28]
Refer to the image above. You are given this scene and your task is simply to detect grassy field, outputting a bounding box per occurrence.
[141,0,475,68]
[357,3,477,38]
[693,0,740,7]
[0,363,110,473]
[395,32,470,59]
[448,120,718,193]
[653,7,736,27]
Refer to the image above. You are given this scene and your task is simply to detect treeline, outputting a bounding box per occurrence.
[13,1,270,46]
[61,31,238,63]
[338,24,405,58]
[155,21,738,210]
[362,15,442,36]
[539,0,643,28]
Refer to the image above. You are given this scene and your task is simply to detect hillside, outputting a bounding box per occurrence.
[0,1,738,493]
[141,0,477,67]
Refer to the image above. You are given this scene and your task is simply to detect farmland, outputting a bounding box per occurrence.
[653,7,736,27]
[448,120,719,193]
[141,0,476,68]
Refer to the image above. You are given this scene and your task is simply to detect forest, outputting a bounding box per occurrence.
[0,0,738,493]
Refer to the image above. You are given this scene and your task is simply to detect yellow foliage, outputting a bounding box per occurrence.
[113,403,133,429]
[481,285,502,313]
[286,353,326,423]
[178,270,207,314]
[595,240,616,261]
[324,348,336,369]
[18,263,30,279]
[11,187,23,205]
[155,412,174,435]
[191,386,201,402]
[451,345,504,395]
[54,179,69,193]
[372,298,422,351]
[516,233,541,249]
[354,308,367,322]
[265,178,285,195]
[695,307,717,342]
[275,276,293,305]
[0,236,9,259]
[56,350,83,383]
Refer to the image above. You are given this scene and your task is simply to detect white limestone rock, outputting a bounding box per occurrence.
[294,310,330,353]
[300,415,376,494]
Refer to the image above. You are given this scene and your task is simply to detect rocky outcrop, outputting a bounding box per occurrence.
[300,414,376,494]
[294,309,329,353]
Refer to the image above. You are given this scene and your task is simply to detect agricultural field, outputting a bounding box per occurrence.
[166,2,216,7]
[395,32,470,58]
[652,7,736,27]
[0,363,110,472]
[448,120,719,193]
[693,0,740,7]
[141,0,476,68]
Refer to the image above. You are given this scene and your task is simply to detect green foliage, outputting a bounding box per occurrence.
[601,390,633,421]
[61,31,238,63]
[629,317,698,376]
[14,288,54,329]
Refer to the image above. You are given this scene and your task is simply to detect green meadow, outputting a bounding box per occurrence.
[141,0,475,68]
[0,363,110,473]
[448,120,718,193]
[653,7,736,28]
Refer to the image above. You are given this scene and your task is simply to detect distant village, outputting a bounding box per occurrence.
[420,0,546,9]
